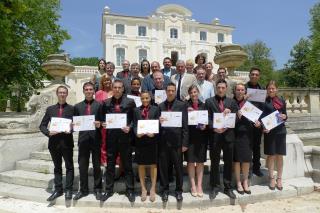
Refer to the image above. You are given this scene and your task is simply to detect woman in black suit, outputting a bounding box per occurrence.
[185,85,207,197]
[133,91,160,202]
[234,83,261,194]
[262,80,287,191]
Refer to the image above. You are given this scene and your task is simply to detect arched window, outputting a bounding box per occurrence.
[116,48,125,66]
[138,49,147,62]
[170,28,178,39]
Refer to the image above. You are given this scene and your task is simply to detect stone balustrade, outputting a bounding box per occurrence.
[278,88,320,115]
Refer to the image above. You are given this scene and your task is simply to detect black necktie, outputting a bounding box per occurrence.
[176,74,182,100]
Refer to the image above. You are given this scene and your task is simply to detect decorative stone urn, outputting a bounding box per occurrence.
[214,44,248,76]
[41,54,75,84]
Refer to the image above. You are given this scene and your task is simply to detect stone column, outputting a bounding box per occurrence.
[309,89,320,115]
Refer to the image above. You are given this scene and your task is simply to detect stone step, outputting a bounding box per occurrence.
[0,168,269,193]
[31,150,80,162]
[0,177,314,209]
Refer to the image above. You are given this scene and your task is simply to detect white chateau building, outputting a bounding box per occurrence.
[101,4,234,70]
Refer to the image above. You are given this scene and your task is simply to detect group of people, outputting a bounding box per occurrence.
[39,54,287,204]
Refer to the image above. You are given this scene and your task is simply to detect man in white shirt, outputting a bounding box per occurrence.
[196,66,215,102]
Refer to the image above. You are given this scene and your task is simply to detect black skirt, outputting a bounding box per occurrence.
[135,136,158,165]
[234,132,252,162]
[184,127,207,163]
[264,133,286,155]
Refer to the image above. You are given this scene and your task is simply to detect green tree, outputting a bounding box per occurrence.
[308,2,320,87]
[70,57,99,66]
[0,0,70,111]
[283,38,311,87]
[238,40,276,85]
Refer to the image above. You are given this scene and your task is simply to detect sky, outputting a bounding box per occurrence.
[59,0,317,69]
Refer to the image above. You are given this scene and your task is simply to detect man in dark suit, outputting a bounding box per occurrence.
[116,60,131,79]
[39,85,74,201]
[161,57,176,78]
[101,79,136,202]
[158,83,189,202]
[73,82,103,201]
[245,67,265,177]
[205,79,238,199]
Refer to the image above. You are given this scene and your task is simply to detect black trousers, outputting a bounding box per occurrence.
[252,128,262,170]
[78,140,102,193]
[159,144,183,192]
[105,133,134,192]
[49,145,74,192]
[209,135,234,190]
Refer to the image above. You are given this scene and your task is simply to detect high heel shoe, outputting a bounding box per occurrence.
[141,190,147,202]
[149,189,156,202]
[191,188,197,197]
[276,177,283,191]
[269,177,275,190]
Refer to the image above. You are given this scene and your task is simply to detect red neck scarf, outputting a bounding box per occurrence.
[237,99,245,109]
[271,96,283,110]
[192,100,199,110]
[141,105,150,119]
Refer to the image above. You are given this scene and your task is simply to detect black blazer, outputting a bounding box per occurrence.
[158,99,189,148]
[205,95,238,143]
[261,96,287,135]
[39,103,74,149]
[133,105,160,145]
[101,96,136,137]
[74,99,102,145]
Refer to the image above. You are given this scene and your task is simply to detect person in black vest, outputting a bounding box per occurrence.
[73,82,103,200]
[205,79,238,199]
[133,91,160,202]
[39,85,74,201]
[158,83,189,202]
[185,85,208,197]
[245,67,265,177]
[262,80,287,191]
[101,79,136,202]
[234,83,261,195]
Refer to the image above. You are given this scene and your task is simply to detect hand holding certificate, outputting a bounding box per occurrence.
[240,101,263,122]
[73,115,95,131]
[213,113,236,129]
[154,90,167,104]
[261,110,284,131]
[127,95,142,107]
[247,88,267,103]
[188,110,208,125]
[49,117,72,133]
[137,120,159,134]
[161,112,182,127]
[105,113,127,129]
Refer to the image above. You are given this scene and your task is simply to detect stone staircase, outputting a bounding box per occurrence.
[0,134,315,209]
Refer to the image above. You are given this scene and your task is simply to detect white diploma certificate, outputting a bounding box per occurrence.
[137,120,159,134]
[49,117,72,133]
[73,115,95,131]
[240,101,263,123]
[213,113,236,129]
[161,112,182,127]
[105,113,127,129]
[154,90,167,104]
[188,110,208,125]
[261,110,284,131]
[247,88,267,103]
[127,95,142,107]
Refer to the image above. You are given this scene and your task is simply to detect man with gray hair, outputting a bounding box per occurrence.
[171,60,198,101]
[196,66,215,102]
[142,61,170,92]
[116,60,131,79]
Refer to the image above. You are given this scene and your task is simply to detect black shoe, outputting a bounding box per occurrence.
[94,190,102,200]
[209,188,218,200]
[65,190,73,200]
[126,191,135,202]
[161,191,169,202]
[47,191,63,202]
[236,188,244,195]
[101,191,113,201]
[244,189,251,194]
[175,191,183,202]
[253,169,264,177]
[224,189,236,199]
[73,191,88,200]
